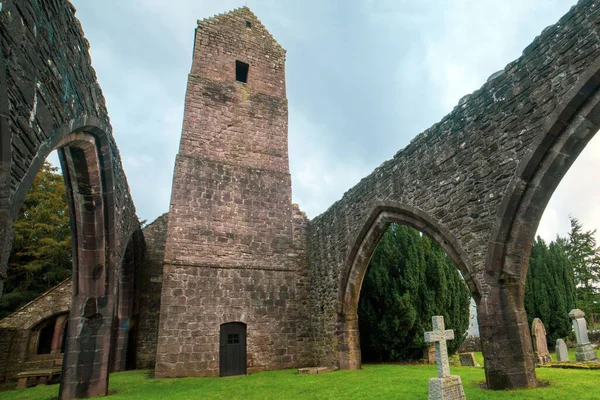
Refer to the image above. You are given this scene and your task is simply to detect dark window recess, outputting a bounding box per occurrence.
[246,21,252,28]
[236,61,249,83]
[227,333,240,344]
[37,320,56,354]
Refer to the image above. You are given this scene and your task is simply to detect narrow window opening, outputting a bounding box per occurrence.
[37,319,56,355]
[236,61,249,84]
[245,21,252,28]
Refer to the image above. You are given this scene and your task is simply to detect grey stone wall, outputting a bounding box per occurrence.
[0,0,140,396]
[136,213,169,369]
[305,0,600,388]
[0,279,71,383]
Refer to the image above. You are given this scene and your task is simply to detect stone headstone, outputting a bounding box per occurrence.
[555,338,569,362]
[459,352,480,367]
[569,309,599,362]
[424,316,466,400]
[531,318,552,365]
[424,346,437,364]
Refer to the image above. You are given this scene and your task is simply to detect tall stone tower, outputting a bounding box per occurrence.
[155,7,310,378]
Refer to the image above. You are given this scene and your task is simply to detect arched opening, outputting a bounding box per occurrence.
[36,318,56,355]
[484,61,600,389]
[220,322,247,377]
[338,204,475,370]
[1,154,72,320]
[357,222,471,364]
[4,118,118,399]
[27,312,69,357]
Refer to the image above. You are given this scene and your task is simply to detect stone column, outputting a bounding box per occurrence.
[59,295,114,399]
[51,314,69,354]
[477,281,537,390]
[337,312,361,370]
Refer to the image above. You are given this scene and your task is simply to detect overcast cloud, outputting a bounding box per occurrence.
[57,0,599,243]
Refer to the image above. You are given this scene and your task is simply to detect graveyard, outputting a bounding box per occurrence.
[5,0,600,399]
[1,356,600,400]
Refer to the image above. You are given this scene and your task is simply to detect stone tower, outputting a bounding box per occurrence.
[155,7,310,378]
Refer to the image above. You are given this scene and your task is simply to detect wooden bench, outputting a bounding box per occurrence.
[15,369,61,389]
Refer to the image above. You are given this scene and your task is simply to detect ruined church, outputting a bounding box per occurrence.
[3,1,600,397]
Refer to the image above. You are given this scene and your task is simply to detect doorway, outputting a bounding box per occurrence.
[219,322,247,376]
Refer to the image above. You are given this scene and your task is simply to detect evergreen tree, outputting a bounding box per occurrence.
[566,216,600,324]
[524,236,575,346]
[358,224,470,362]
[0,162,72,318]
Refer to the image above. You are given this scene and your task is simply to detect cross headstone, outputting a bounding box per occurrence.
[424,316,454,377]
[424,316,466,400]
[531,318,552,365]
[568,309,599,362]
[555,338,569,362]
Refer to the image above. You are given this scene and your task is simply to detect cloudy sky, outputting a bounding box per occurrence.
[57,0,600,243]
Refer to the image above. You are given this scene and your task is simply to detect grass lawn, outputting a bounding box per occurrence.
[2,354,599,400]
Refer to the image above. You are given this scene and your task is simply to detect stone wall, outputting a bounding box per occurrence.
[305,0,600,388]
[0,1,140,396]
[155,7,311,377]
[0,279,71,383]
[136,213,169,369]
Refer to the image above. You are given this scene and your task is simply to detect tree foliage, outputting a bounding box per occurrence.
[357,224,470,362]
[524,236,576,346]
[566,216,600,322]
[0,162,72,319]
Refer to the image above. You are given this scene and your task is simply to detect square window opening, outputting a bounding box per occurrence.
[227,333,240,344]
[236,61,249,84]
[246,21,252,28]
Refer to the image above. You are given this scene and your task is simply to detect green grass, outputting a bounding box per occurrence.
[2,361,600,400]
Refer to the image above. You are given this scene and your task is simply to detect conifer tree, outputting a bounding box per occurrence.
[525,236,575,345]
[0,162,72,318]
[358,224,470,362]
[566,216,600,323]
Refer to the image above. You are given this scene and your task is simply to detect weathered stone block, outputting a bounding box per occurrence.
[428,376,466,400]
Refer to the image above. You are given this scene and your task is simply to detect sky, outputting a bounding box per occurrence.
[52,0,600,243]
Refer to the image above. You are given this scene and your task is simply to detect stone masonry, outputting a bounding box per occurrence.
[0,1,141,397]
[0,279,71,383]
[306,0,600,390]
[4,0,600,396]
[136,213,169,369]
[154,8,311,378]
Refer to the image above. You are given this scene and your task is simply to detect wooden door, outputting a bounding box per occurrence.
[219,322,247,376]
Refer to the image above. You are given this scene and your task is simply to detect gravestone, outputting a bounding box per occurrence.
[555,339,569,362]
[568,309,599,362]
[459,352,480,367]
[424,316,466,400]
[424,346,436,364]
[531,318,552,365]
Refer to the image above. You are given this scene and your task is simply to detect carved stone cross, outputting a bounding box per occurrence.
[424,316,454,378]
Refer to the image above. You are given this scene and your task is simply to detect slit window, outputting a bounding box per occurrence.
[236,61,249,84]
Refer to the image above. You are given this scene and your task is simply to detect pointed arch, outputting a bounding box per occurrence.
[337,202,474,370]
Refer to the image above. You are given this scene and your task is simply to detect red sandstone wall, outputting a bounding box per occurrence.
[155,7,310,378]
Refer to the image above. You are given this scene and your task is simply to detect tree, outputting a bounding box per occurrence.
[524,236,575,346]
[357,224,471,362]
[0,162,72,319]
[566,216,600,324]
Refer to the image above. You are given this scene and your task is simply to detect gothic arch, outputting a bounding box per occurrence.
[483,58,600,389]
[337,203,474,370]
